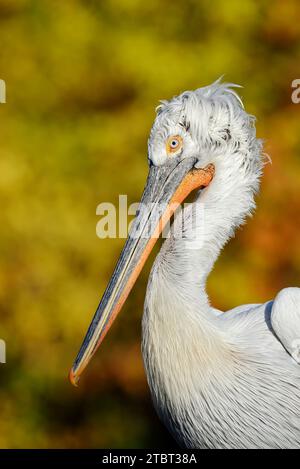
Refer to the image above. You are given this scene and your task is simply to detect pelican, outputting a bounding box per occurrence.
[70,80,300,449]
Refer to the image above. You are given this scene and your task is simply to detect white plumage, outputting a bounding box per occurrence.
[142,81,300,448]
[71,80,300,449]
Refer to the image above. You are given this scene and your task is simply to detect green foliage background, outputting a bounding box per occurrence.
[0,0,299,448]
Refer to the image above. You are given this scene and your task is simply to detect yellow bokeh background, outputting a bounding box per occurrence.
[0,0,300,448]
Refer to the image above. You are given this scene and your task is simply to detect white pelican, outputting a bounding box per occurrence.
[70,80,300,449]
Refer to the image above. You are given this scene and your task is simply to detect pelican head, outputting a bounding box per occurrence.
[70,80,263,386]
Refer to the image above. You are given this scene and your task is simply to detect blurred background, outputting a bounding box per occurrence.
[0,0,299,448]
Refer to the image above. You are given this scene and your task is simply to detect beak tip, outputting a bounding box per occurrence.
[69,368,80,387]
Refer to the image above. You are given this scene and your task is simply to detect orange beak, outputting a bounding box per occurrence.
[69,157,214,386]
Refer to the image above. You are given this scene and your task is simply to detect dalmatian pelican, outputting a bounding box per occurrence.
[70,80,300,449]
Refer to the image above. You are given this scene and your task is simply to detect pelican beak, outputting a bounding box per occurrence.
[69,157,214,386]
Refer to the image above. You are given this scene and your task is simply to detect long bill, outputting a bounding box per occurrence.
[69,157,214,385]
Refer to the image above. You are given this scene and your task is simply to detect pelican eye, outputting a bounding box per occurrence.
[166,135,183,155]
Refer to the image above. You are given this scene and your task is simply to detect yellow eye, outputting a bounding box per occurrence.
[166,135,183,155]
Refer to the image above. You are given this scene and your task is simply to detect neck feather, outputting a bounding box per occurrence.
[158,169,256,299]
[142,170,257,365]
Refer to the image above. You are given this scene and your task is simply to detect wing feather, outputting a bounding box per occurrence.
[271,288,300,364]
